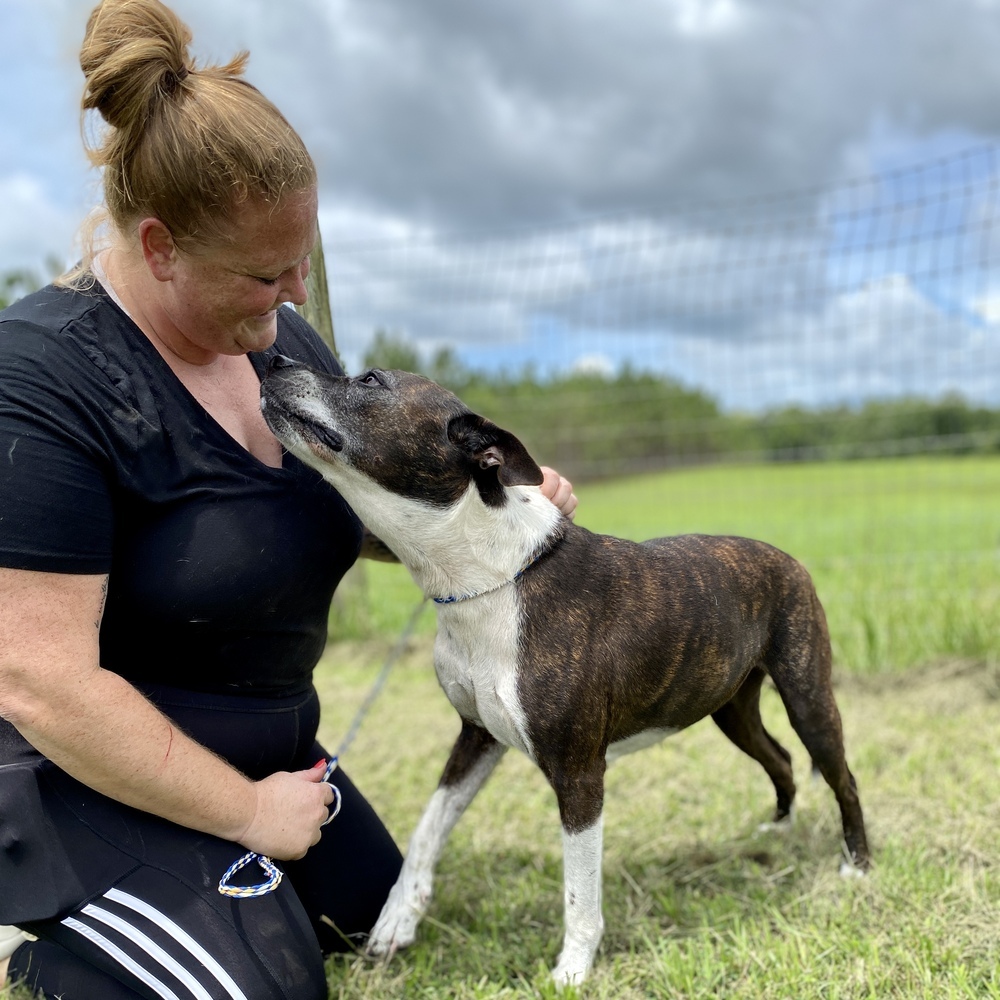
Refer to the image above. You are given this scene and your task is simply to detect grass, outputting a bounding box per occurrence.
[312,645,1000,998]
[333,454,1000,673]
[4,454,998,998]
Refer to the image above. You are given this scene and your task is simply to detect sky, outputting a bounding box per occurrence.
[3,0,1000,410]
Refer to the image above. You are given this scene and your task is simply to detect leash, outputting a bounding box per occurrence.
[218,598,430,899]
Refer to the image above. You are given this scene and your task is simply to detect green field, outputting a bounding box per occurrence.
[334,455,1000,674]
[313,647,998,998]
[4,455,998,999]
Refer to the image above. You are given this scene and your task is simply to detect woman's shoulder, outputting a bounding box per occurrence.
[0,282,140,401]
[1,281,108,334]
[2,282,116,363]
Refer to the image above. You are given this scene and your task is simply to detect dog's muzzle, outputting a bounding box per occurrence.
[261,355,345,452]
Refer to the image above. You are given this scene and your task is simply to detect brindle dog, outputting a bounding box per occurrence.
[260,357,869,986]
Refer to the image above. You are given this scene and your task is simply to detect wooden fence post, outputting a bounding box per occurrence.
[296,237,340,361]
[295,229,369,627]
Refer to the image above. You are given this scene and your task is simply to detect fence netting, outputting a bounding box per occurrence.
[324,146,999,669]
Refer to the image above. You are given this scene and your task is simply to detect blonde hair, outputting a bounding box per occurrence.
[64,0,316,282]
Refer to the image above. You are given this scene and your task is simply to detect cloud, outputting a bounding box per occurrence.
[571,354,616,378]
[12,0,1000,241]
[257,0,1000,230]
[90,0,996,237]
[668,272,997,409]
[972,293,1000,325]
[0,173,81,275]
[320,162,1000,410]
[4,0,999,409]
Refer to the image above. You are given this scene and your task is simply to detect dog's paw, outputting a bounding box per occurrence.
[550,960,589,989]
[838,842,870,880]
[366,881,428,959]
[551,940,596,988]
[366,910,418,958]
[838,860,867,880]
[756,805,796,835]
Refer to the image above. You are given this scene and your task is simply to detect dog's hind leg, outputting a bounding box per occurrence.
[778,686,869,874]
[768,605,870,874]
[367,721,506,958]
[711,667,797,827]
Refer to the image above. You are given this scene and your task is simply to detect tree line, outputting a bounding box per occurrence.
[362,331,1000,481]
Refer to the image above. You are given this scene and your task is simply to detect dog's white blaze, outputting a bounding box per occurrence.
[605,726,681,763]
[434,588,534,758]
[553,817,605,986]
[290,444,551,759]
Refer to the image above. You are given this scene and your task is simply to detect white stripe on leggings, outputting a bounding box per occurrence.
[103,888,249,1000]
[77,904,215,1000]
[60,917,181,1000]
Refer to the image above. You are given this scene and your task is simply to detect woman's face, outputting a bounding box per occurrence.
[157,187,318,360]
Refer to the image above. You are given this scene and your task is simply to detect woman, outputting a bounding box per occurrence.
[0,2,576,997]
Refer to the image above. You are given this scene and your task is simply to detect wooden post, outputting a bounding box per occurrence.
[296,236,340,361]
[294,227,368,627]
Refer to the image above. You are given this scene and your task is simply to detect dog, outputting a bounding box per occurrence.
[260,356,869,986]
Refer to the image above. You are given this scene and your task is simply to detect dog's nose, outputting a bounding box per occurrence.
[267,354,298,373]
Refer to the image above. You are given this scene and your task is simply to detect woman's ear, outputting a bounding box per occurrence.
[138,218,178,282]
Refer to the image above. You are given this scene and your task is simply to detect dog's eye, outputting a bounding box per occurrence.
[359,371,384,387]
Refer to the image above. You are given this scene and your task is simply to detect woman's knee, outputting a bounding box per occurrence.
[17,872,328,1000]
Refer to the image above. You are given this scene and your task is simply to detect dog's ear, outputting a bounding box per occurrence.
[448,412,544,487]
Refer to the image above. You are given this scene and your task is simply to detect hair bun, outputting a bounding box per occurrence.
[72,0,314,269]
[80,0,194,131]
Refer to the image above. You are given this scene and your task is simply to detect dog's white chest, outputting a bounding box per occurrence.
[433,591,534,759]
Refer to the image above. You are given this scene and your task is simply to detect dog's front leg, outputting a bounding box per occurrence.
[550,765,606,986]
[367,720,506,958]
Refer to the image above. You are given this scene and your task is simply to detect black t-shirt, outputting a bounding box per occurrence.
[0,282,363,697]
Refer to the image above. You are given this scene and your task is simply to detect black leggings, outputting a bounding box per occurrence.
[7,685,402,1000]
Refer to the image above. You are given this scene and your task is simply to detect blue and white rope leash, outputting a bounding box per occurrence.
[218,598,428,900]
[218,757,342,899]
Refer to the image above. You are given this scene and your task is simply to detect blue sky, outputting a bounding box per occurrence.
[3,0,1000,409]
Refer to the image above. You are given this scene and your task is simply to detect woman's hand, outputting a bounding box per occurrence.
[539,466,578,519]
[239,761,336,860]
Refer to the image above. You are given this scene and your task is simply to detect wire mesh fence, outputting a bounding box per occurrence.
[324,146,999,669]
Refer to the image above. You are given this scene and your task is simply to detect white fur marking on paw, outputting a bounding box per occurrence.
[756,805,796,835]
[839,860,866,879]
[552,820,604,986]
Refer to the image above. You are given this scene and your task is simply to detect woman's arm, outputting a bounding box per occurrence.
[0,567,332,860]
